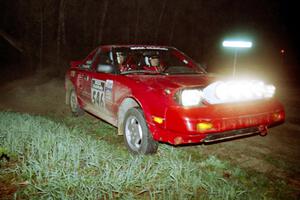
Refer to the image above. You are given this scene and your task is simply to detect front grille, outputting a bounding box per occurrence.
[203,127,260,143]
[216,113,270,131]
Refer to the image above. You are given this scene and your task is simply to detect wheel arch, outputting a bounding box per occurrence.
[65,78,74,105]
[117,97,142,135]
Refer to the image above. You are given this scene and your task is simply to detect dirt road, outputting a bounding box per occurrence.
[1,74,300,194]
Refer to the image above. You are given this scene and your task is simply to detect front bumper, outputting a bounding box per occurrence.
[149,99,285,145]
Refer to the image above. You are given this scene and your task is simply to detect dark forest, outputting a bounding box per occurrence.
[1,0,298,82]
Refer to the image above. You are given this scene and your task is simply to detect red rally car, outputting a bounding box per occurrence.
[65,45,285,154]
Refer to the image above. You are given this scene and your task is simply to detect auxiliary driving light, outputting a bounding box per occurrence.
[203,80,276,104]
[272,112,283,122]
[153,116,164,124]
[197,122,213,132]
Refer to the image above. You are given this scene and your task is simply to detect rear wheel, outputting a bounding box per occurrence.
[69,89,84,116]
[123,108,158,154]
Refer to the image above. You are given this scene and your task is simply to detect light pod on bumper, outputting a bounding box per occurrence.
[197,122,214,132]
[203,80,276,104]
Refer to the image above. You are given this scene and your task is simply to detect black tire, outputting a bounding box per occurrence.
[69,89,84,117]
[123,108,158,154]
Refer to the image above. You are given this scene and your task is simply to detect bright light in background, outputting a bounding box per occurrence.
[222,40,253,48]
[222,39,253,77]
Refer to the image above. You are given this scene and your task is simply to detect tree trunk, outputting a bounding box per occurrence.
[39,2,44,70]
[62,2,66,46]
[168,11,177,45]
[57,0,66,66]
[134,0,140,43]
[97,0,109,44]
[126,3,131,43]
[154,0,167,43]
[83,1,88,46]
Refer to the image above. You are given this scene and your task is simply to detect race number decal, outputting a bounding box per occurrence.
[91,79,105,107]
[91,79,114,107]
[105,80,113,102]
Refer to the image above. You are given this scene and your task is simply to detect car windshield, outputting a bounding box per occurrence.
[114,47,205,75]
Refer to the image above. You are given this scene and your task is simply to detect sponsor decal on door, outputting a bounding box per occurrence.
[91,79,114,107]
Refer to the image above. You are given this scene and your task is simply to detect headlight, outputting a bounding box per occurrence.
[177,89,203,106]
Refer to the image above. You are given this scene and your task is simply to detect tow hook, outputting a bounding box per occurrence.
[259,125,268,136]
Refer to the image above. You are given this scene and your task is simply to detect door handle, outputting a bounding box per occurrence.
[83,74,89,81]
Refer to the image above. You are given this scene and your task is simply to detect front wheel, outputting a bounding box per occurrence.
[123,108,158,154]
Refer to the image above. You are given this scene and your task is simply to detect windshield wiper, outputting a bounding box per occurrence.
[120,70,161,75]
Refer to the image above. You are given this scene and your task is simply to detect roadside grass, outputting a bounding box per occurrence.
[0,111,296,199]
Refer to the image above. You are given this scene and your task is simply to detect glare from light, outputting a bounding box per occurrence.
[228,81,243,99]
[203,80,276,104]
[240,81,253,98]
[181,89,203,106]
[250,80,265,98]
[215,82,228,100]
[264,85,276,98]
[222,40,252,48]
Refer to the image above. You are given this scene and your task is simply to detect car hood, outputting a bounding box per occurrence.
[126,74,216,90]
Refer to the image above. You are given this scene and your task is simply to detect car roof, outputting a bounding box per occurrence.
[99,44,175,50]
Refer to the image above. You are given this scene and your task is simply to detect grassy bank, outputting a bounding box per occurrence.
[0,112,294,199]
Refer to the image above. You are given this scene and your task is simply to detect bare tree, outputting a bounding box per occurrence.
[134,0,140,43]
[97,0,109,44]
[39,0,44,70]
[83,1,88,46]
[168,11,177,45]
[154,0,168,43]
[57,0,66,66]
[0,30,23,53]
[126,2,132,43]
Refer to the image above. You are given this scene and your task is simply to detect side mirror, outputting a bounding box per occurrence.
[70,60,81,68]
[81,60,93,69]
[96,64,114,73]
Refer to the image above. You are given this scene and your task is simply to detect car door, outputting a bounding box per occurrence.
[76,49,98,105]
[85,47,118,126]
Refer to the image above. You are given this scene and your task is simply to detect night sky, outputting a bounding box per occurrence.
[0,0,298,83]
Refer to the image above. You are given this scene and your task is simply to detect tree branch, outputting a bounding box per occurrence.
[0,30,23,53]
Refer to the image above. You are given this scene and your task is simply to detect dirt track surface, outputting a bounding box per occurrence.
[0,74,68,116]
[1,74,300,194]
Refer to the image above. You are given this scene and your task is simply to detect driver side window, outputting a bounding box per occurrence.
[93,51,112,66]
[92,50,115,73]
